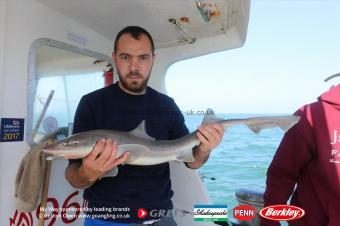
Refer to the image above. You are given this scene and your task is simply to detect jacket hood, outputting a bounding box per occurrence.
[318,84,340,106]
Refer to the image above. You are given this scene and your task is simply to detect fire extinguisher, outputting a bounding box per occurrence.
[103,65,114,87]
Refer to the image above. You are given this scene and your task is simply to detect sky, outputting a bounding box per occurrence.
[165,0,340,114]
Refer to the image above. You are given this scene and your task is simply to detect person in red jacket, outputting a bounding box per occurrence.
[261,85,340,226]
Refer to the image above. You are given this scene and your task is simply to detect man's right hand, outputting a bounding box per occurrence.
[78,138,129,182]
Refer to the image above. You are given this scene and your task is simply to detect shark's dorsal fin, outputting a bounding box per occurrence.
[202,108,223,124]
[129,120,155,141]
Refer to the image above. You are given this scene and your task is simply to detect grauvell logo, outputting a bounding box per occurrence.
[138,208,148,219]
[233,205,256,221]
[259,205,305,221]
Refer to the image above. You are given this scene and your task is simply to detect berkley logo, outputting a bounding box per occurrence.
[259,205,305,221]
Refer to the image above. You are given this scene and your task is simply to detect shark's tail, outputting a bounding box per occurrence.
[244,116,300,134]
[201,108,300,134]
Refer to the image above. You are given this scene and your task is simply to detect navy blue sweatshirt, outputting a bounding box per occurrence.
[71,82,189,223]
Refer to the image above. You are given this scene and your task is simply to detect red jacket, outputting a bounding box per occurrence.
[261,85,340,226]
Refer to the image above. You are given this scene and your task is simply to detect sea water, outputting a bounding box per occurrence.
[183,113,285,209]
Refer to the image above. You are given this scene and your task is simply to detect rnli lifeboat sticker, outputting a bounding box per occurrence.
[0,118,24,142]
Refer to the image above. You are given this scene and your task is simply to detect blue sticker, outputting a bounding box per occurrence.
[0,118,25,142]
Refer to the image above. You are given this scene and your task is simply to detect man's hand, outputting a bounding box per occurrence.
[79,138,130,182]
[186,123,224,169]
[196,123,224,154]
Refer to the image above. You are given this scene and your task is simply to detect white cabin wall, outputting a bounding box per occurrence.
[0,0,6,215]
[150,0,250,93]
[0,1,8,118]
[0,0,112,225]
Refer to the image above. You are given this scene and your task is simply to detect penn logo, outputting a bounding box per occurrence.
[259,205,305,221]
[233,205,256,221]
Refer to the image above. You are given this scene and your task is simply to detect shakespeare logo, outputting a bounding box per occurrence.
[194,205,228,222]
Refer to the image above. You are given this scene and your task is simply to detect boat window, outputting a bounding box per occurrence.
[27,39,112,145]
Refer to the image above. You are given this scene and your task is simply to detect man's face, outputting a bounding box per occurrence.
[113,33,154,94]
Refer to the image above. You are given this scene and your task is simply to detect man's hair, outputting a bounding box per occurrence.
[114,26,155,54]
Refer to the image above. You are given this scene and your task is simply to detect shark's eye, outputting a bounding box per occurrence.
[63,140,79,146]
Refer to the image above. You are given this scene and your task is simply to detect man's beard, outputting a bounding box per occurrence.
[118,70,150,93]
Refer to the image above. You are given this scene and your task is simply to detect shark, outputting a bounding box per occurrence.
[42,109,300,167]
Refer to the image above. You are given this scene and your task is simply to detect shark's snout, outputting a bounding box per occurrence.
[42,141,64,152]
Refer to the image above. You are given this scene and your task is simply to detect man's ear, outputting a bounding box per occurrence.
[112,52,115,60]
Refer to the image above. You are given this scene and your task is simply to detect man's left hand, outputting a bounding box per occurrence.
[196,123,224,155]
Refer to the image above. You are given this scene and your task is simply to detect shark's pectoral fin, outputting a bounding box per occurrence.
[176,150,195,162]
[102,167,119,178]
[118,144,151,164]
